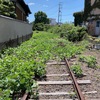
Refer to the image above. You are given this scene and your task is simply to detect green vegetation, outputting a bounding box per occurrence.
[33,23,45,31]
[0,30,88,99]
[73,0,100,24]
[84,0,100,21]
[0,89,11,100]
[69,92,76,99]
[79,55,97,68]
[0,0,16,18]
[48,24,88,42]
[33,11,50,31]
[34,11,49,24]
[71,64,83,77]
[88,35,100,44]
[97,66,100,69]
[73,11,84,26]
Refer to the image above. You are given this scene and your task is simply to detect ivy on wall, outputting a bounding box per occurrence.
[73,0,100,26]
[84,0,100,21]
[73,11,84,26]
[0,0,16,18]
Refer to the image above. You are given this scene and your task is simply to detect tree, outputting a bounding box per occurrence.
[73,11,84,26]
[34,11,49,24]
[0,0,16,18]
[33,11,50,31]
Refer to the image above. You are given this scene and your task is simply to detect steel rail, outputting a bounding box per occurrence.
[65,58,85,100]
[20,58,85,100]
[21,93,28,100]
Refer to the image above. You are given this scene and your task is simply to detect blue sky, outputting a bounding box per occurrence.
[25,0,84,23]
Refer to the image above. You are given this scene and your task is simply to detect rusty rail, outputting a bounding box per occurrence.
[20,58,85,100]
[21,93,28,100]
[65,58,85,100]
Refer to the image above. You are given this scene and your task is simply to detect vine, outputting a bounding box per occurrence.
[73,11,84,26]
[84,0,100,21]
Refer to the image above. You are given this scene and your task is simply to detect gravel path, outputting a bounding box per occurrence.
[36,52,100,100]
[46,64,68,74]
[69,49,100,100]
[37,60,77,100]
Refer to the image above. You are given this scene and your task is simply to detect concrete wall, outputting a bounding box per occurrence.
[0,15,33,49]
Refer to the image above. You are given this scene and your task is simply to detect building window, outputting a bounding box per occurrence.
[96,21,100,27]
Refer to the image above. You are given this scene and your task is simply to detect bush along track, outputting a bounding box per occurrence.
[79,55,97,68]
[71,64,83,78]
[47,24,88,42]
[0,31,88,99]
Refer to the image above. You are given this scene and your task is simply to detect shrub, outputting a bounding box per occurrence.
[0,89,11,100]
[71,64,83,77]
[44,24,52,31]
[87,56,97,68]
[48,25,62,34]
[79,55,97,68]
[33,23,45,31]
[0,0,16,18]
[66,27,87,42]
[47,24,87,42]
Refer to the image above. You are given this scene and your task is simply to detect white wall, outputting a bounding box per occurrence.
[49,18,57,25]
[0,15,32,43]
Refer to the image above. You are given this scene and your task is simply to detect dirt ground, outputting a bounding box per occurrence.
[38,47,100,100]
[69,49,100,99]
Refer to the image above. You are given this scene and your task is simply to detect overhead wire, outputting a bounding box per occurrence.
[33,1,83,23]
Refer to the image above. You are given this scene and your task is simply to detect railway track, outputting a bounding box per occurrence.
[65,58,84,100]
[20,58,98,100]
[37,59,89,100]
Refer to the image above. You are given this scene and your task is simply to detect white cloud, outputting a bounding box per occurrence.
[28,2,35,6]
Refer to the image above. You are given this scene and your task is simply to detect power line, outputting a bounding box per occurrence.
[43,4,58,12]
[58,2,62,25]
[62,14,72,16]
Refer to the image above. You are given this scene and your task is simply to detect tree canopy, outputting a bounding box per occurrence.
[33,11,50,31]
[34,11,49,24]
[73,11,84,26]
[0,0,16,18]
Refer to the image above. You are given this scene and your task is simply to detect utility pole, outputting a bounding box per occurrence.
[58,2,62,25]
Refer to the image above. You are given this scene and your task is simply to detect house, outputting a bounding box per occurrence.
[0,0,32,50]
[84,0,100,36]
[49,18,57,25]
[11,0,31,21]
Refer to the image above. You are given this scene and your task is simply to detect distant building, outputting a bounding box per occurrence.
[11,0,31,21]
[49,18,57,25]
[0,0,32,50]
[84,0,100,36]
